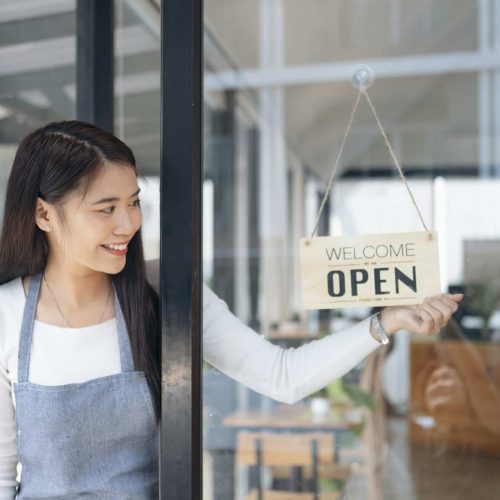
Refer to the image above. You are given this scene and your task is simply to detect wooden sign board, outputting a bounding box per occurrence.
[300,231,441,310]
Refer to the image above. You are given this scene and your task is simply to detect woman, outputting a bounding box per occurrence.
[0,120,462,498]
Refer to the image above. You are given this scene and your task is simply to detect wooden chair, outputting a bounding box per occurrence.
[236,431,349,500]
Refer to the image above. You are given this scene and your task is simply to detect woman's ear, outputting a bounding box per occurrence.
[35,196,52,232]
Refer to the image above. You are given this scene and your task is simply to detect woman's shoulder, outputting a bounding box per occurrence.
[0,276,24,364]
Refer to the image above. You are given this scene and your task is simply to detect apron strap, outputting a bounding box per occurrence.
[17,271,42,383]
[112,282,136,372]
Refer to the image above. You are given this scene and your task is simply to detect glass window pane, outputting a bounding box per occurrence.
[0,0,77,486]
[203,1,500,499]
[0,0,76,219]
[114,0,161,262]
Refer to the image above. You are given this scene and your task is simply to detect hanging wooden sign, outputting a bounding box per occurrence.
[300,231,441,310]
[300,68,442,310]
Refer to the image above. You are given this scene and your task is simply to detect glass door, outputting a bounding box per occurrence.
[202,1,500,499]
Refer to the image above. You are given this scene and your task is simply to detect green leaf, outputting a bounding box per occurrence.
[341,383,377,410]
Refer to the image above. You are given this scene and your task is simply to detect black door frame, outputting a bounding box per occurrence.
[159,1,203,499]
[76,0,114,132]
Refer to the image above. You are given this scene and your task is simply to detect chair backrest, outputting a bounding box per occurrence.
[359,344,389,395]
[237,431,335,467]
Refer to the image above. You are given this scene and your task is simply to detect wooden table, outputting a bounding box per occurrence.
[223,402,358,432]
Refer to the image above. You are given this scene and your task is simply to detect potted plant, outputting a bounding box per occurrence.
[309,378,377,420]
[461,282,500,341]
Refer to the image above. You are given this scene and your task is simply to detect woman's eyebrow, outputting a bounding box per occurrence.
[91,187,141,205]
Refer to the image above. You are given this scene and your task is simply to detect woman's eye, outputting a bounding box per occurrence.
[99,199,141,215]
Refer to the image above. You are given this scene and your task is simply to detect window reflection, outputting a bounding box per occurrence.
[203,0,500,499]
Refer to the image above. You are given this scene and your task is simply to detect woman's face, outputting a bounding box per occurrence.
[38,161,142,275]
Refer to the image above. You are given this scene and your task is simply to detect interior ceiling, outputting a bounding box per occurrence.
[0,0,162,175]
[205,0,480,182]
[0,0,485,181]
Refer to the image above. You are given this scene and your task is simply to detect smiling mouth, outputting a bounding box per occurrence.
[101,244,128,255]
[103,243,128,249]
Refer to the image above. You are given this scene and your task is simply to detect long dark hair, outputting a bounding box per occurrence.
[0,120,160,422]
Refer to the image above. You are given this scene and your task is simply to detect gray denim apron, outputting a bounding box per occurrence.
[13,270,159,499]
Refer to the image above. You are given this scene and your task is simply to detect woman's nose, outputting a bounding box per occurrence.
[114,207,138,234]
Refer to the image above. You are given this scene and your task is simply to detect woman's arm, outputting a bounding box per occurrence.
[0,363,18,499]
[202,283,381,404]
[203,284,462,404]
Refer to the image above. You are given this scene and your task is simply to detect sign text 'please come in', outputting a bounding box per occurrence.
[300,231,441,309]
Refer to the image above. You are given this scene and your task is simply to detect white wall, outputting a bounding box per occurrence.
[331,177,500,288]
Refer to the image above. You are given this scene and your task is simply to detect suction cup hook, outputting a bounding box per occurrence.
[351,64,375,91]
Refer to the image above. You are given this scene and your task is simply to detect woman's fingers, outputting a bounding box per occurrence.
[447,293,464,303]
[420,300,445,332]
[436,297,458,318]
[416,307,436,334]
[381,293,463,336]
[425,297,454,327]
[436,294,461,312]
[415,293,462,334]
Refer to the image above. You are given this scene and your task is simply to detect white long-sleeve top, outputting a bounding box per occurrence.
[0,276,380,498]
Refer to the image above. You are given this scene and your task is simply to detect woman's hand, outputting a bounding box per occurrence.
[378,293,464,336]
